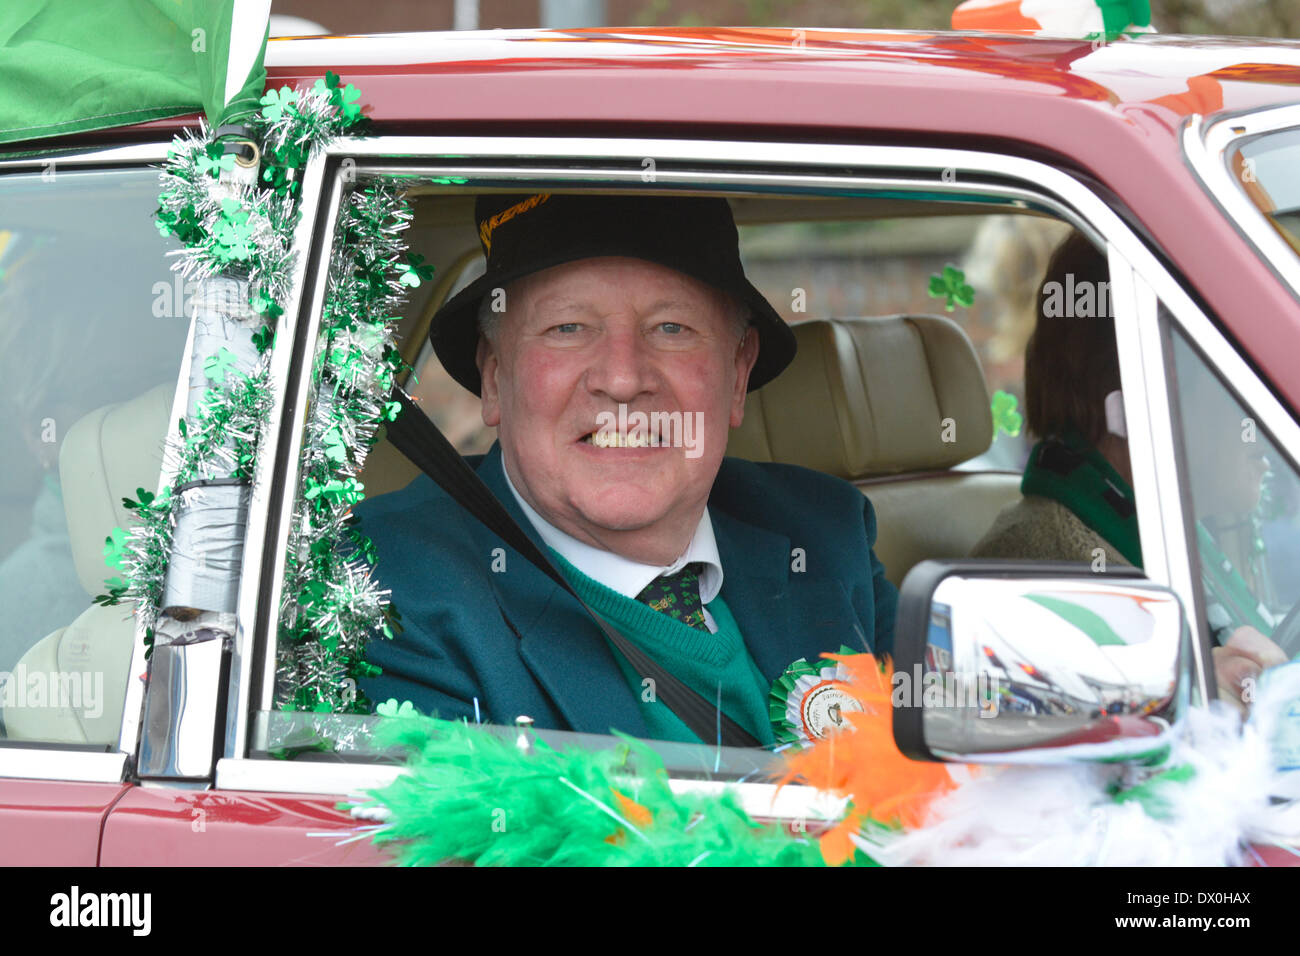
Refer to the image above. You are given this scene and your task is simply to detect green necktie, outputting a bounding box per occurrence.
[636,562,708,631]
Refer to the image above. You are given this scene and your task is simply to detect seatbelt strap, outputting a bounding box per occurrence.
[382,387,761,749]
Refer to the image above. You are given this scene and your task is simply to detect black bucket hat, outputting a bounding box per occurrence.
[429,193,797,396]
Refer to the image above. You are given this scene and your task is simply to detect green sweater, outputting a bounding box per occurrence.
[551,551,775,746]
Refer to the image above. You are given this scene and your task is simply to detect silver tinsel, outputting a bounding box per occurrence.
[113,77,381,681]
[275,178,417,715]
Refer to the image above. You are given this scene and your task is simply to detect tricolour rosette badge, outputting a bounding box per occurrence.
[770,646,863,746]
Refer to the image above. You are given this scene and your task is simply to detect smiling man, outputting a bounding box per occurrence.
[357,193,898,747]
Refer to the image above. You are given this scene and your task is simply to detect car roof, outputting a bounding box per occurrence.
[260,27,1300,122]
[48,27,1300,412]
[255,28,1300,418]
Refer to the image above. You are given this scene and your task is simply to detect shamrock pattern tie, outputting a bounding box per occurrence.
[636,561,708,631]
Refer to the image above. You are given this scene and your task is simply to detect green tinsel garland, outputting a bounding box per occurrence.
[103,73,413,713]
[273,179,425,714]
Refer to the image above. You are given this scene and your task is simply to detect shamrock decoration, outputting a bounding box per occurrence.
[398,253,434,289]
[335,84,362,123]
[203,346,242,384]
[197,143,235,179]
[259,86,298,122]
[251,325,276,354]
[121,487,153,511]
[991,389,1023,438]
[346,526,378,566]
[314,71,364,124]
[322,426,349,464]
[262,161,299,199]
[305,477,365,506]
[928,264,975,312]
[213,197,255,262]
[297,579,330,611]
[93,579,130,608]
[249,287,274,315]
[375,698,422,719]
[102,527,129,572]
[94,523,138,606]
[156,203,203,244]
[121,485,169,513]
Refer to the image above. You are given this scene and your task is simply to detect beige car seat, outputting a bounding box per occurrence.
[727,315,1022,587]
[3,384,172,745]
[355,312,1021,588]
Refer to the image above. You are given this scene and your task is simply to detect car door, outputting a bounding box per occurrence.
[93,127,1287,865]
[0,128,384,868]
[76,125,395,866]
[0,141,184,864]
[167,131,1216,867]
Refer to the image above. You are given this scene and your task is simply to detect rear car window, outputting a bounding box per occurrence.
[0,166,187,748]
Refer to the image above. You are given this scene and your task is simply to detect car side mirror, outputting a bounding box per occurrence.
[891,561,1189,765]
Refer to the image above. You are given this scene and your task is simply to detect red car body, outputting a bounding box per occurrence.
[3,26,1298,866]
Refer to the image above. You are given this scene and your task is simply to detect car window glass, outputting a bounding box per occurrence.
[961,229,1143,574]
[736,213,1072,474]
[261,179,1110,770]
[407,255,494,455]
[1168,322,1300,652]
[0,166,187,748]
[403,212,1070,467]
[1229,125,1300,262]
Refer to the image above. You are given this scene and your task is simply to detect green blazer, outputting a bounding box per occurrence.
[356,442,897,739]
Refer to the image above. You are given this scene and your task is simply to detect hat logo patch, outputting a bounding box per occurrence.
[478,193,551,255]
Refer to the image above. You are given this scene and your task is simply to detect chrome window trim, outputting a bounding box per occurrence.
[1185,106,1300,303]
[0,749,126,784]
[1132,252,1300,689]
[214,757,844,822]
[237,133,1245,786]
[0,145,179,783]
[1110,256,1210,703]
[225,150,336,758]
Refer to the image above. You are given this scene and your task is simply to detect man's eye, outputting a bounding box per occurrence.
[550,322,581,334]
[659,322,684,334]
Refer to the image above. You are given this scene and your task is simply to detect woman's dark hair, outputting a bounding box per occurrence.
[1023,231,1120,444]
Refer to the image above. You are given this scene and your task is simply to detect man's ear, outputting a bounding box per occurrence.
[477,334,502,427]
[729,327,760,428]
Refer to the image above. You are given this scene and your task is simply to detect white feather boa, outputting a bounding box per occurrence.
[859,669,1300,866]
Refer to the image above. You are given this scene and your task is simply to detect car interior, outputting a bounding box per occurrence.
[354,189,1055,585]
[2,182,1083,747]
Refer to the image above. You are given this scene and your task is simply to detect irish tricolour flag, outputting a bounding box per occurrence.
[0,0,270,145]
[952,0,1154,37]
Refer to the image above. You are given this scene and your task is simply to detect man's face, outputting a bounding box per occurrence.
[477,256,759,563]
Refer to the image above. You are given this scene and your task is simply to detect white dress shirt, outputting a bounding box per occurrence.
[501,456,724,632]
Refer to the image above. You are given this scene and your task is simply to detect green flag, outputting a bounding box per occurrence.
[0,0,269,146]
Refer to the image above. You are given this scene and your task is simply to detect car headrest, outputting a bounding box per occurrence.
[58,384,174,597]
[727,315,992,479]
